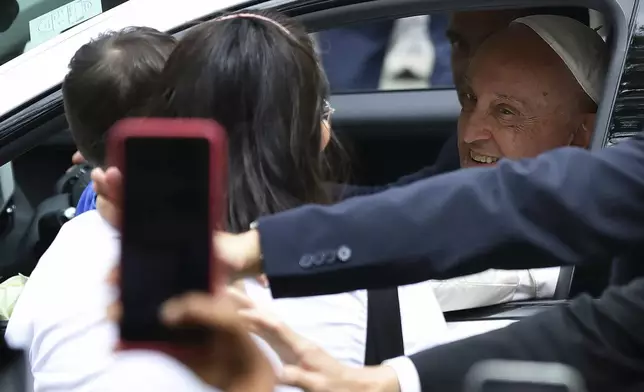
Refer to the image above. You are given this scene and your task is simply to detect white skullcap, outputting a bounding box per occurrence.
[511,15,608,104]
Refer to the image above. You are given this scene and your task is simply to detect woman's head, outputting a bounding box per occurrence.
[151,10,338,231]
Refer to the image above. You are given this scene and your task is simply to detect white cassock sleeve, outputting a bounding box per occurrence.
[430,267,561,312]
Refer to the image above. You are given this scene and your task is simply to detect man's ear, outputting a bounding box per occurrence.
[571,113,596,148]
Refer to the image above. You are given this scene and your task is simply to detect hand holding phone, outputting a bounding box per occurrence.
[107,118,227,348]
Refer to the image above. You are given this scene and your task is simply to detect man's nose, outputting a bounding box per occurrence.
[461,111,493,144]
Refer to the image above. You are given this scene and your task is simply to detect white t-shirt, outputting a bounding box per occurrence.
[5,211,449,392]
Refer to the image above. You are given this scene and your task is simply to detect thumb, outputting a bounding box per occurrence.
[213,231,262,276]
[96,195,121,229]
[161,292,239,330]
[238,307,304,352]
[72,150,85,165]
[280,365,326,391]
[104,167,124,198]
[256,274,269,288]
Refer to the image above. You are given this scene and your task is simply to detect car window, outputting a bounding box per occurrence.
[0,0,130,67]
[315,11,608,94]
[314,14,454,93]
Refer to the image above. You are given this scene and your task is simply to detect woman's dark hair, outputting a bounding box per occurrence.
[149,10,344,232]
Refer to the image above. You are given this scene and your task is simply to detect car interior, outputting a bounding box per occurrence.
[0,0,638,334]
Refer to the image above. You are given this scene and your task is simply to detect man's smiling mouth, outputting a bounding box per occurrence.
[470,150,500,164]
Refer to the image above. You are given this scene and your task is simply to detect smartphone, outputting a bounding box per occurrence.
[464,360,587,392]
[107,118,227,348]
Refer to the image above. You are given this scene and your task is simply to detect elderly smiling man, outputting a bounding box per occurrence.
[424,14,607,313]
[457,17,600,167]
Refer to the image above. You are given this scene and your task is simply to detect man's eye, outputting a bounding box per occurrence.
[499,107,515,116]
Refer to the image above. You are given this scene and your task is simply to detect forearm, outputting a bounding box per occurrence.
[261,136,644,298]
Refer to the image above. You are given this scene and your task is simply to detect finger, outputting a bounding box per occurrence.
[106,267,120,286]
[107,301,122,322]
[113,340,126,352]
[104,167,124,199]
[238,308,311,365]
[97,167,123,229]
[213,230,263,280]
[213,232,245,275]
[238,308,282,335]
[106,267,122,322]
[92,168,115,200]
[238,309,288,346]
[160,292,239,329]
[252,309,302,349]
[226,286,256,310]
[90,168,107,192]
[280,365,326,391]
[72,151,85,165]
[96,195,121,229]
[92,167,124,203]
[256,274,269,288]
[92,169,119,226]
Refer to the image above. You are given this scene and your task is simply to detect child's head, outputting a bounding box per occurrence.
[149,10,342,231]
[63,27,177,167]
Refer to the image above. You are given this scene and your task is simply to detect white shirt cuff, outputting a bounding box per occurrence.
[529,267,561,298]
[382,356,421,392]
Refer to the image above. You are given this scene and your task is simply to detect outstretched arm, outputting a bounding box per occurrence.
[258,134,644,297]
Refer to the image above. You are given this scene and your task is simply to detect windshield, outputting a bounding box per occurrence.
[0,0,130,66]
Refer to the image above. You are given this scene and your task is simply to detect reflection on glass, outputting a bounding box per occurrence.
[0,0,129,67]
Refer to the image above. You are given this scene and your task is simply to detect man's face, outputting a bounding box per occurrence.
[447,10,524,92]
[456,25,594,168]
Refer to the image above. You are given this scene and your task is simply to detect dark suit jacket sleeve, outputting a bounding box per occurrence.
[257,133,644,298]
[409,278,644,392]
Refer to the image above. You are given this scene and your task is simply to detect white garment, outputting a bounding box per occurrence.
[246,274,448,366]
[433,267,561,312]
[5,211,278,392]
[94,337,288,392]
[6,210,448,391]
